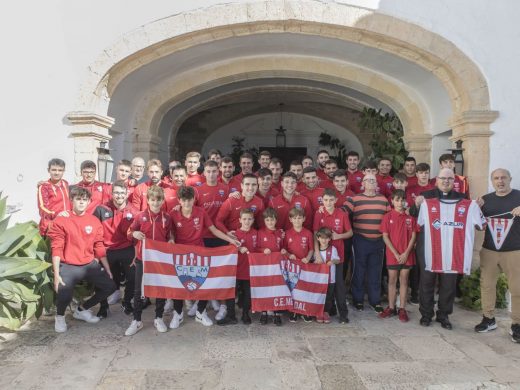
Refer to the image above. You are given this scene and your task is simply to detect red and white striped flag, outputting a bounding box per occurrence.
[249,252,329,316]
[142,239,237,300]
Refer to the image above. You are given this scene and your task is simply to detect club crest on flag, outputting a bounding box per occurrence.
[280,259,301,291]
[173,252,211,292]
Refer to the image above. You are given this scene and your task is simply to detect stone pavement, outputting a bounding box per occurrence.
[1,302,520,390]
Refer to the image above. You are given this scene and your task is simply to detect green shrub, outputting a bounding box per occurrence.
[460,268,509,310]
[0,194,53,330]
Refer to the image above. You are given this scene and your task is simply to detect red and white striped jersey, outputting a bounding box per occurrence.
[417,198,485,275]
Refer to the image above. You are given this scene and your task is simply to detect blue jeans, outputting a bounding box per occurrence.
[352,235,384,306]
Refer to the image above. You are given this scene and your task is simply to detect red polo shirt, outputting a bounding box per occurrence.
[195,183,229,238]
[170,206,213,246]
[185,173,205,188]
[257,227,284,252]
[282,227,314,261]
[300,186,325,214]
[347,170,364,194]
[335,189,355,208]
[379,209,419,266]
[268,193,313,230]
[235,228,258,280]
[313,207,352,262]
[257,187,280,208]
[376,174,394,199]
[215,195,265,233]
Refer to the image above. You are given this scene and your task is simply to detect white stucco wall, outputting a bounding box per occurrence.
[1,0,518,224]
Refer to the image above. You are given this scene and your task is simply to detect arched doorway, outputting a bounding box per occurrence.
[66,1,497,196]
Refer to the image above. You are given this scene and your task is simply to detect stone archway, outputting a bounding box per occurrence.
[67,0,497,196]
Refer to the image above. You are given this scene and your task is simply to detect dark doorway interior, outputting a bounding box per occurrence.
[261,147,308,171]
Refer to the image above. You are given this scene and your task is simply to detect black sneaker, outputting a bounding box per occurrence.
[510,323,520,343]
[329,304,338,317]
[121,302,134,315]
[339,316,349,324]
[260,312,268,325]
[302,315,313,323]
[217,316,238,326]
[354,303,364,312]
[273,315,282,326]
[241,311,252,325]
[371,304,384,314]
[289,313,298,323]
[474,316,497,333]
[96,306,108,319]
[409,296,419,305]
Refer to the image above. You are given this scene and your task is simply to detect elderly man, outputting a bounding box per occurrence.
[411,168,485,330]
[131,157,146,184]
[475,169,520,343]
[344,173,390,313]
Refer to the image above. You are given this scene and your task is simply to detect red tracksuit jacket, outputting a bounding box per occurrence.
[37,179,70,236]
[48,212,106,265]
[93,201,138,250]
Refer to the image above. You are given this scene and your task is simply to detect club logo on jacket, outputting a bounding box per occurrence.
[126,213,133,220]
[85,225,93,234]
[218,190,225,197]
[97,185,103,192]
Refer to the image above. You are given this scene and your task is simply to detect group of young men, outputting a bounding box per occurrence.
[37,148,520,343]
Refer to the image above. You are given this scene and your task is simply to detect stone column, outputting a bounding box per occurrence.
[449,110,499,267]
[449,110,499,199]
[133,132,162,162]
[403,134,432,165]
[67,111,114,179]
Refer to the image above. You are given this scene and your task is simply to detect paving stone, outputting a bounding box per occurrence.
[487,365,520,384]
[426,383,509,390]
[143,367,222,389]
[97,369,146,389]
[206,336,271,360]
[317,364,367,390]
[391,335,466,360]
[112,328,205,370]
[439,334,512,367]
[222,358,282,390]
[309,336,412,363]
[0,363,25,388]
[351,361,434,388]
[273,341,313,362]
[302,322,366,338]
[279,361,322,390]
[11,344,119,389]
[4,345,50,363]
[418,359,494,383]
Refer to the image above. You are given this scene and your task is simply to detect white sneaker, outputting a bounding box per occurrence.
[73,308,100,323]
[107,289,121,305]
[211,300,220,311]
[185,299,194,311]
[55,315,67,333]
[169,311,184,329]
[125,320,143,336]
[196,310,213,326]
[215,304,227,321]
[164,299,174,314]
[187,302,198,317]
[154,317,168,333]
